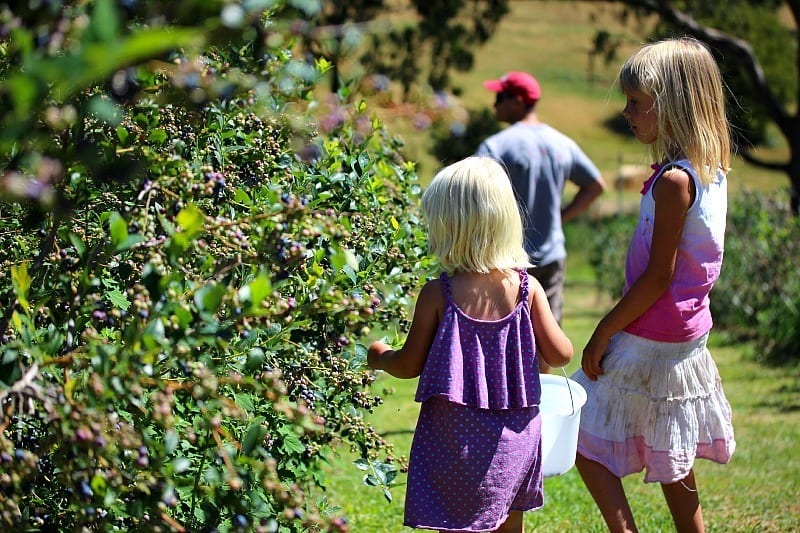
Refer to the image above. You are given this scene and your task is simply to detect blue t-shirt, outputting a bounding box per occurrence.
[476,122,602,265]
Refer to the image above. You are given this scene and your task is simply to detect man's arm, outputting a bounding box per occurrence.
[562,178,606,223]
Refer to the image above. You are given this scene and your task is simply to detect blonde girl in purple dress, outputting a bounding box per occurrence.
[368,156,573,533]
[572,38,736,533]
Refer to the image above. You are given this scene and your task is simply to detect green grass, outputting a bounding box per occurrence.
[321,2,799,530]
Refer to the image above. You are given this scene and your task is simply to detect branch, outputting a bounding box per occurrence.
[0,364,44,424]
[599,0,793,135]
[737,144,790,173]
[789,0,800,117]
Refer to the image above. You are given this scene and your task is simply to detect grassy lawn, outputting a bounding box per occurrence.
[322,2,799,531]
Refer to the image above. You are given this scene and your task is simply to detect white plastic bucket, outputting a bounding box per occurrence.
[540,373,587,477]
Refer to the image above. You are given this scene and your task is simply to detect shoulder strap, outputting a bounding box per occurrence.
[439,272,453,303]
[643,160,691,194]
[518,269,529,303]
[656,160,701,207]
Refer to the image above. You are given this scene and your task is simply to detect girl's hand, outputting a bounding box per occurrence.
[367,340,390,370]
[581,329,610,380]
[363,280,442,379]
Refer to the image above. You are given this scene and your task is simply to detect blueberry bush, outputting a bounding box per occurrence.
[0,1,427,530]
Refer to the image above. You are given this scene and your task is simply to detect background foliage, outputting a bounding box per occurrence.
[712,190,800,361]
[0,1,427,530]
[589,0,797,148]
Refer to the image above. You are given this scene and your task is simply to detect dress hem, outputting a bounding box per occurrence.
[577,433,736,484]
[404,503,544,532]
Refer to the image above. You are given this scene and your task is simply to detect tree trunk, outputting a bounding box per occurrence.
[789,133,800,214]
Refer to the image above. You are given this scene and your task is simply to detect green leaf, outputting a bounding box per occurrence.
[349,343,367,369]
[193,504,206,523]
[89,0,120,42]
[90,473,107,496]
[194,283,226,315]
[109,212,129,248]
[67,232,86,258]
[147,129,168,144]
[170,457,191,475]
[10,263,31,309]
[344,249,360,271]
[105,288,130,310]
[5,74,42,118]
[164,431,178,454]
[245,348,265,371]
[342,264,357,284]
[238,275,271,311]
[375,461,397,485]
[329,246,360,276]
[88,95,122,125]
[173,306,193,328]
[142,318,166,350]
[281,433,305,454]
[170,204,205,255]
[176,204,205,236]
[21,28,204,101]
[0,352,22,387]
[116,126,129,144]
[233,392,254,413]
[234,188,252,205]
[117,234,144,251]
[242,421,267,455]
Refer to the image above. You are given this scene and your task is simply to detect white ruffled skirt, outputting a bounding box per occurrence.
[572,331,735,483]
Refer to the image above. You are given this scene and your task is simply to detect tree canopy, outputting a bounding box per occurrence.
[589,0,800,213]
[303,0,509,97]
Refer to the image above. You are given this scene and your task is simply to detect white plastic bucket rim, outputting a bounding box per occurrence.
[540,373,587,477]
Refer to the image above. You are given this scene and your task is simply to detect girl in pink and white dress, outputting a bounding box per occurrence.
[572,37,736,533]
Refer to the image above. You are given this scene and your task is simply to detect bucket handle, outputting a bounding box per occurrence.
[559,366,577,416]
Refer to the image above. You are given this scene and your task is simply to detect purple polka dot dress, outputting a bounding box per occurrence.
[404,270,543,532]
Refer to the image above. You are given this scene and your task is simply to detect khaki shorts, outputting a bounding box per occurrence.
[527,258,565,324]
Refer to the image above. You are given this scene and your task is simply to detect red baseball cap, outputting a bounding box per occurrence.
[483,71,541,104]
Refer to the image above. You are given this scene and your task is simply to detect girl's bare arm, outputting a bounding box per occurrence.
[367,280,442,379]
[582,168,693,380]
[529,277,573,368]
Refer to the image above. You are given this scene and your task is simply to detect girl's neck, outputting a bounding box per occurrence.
[447,269,522,320]
[452,268,513,279]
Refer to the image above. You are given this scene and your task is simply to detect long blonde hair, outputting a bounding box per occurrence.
[619,37,731,184]
[421,156,530,273]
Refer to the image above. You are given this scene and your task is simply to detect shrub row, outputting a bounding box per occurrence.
[1,1,425,531]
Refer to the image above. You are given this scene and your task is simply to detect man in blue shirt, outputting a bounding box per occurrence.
[477,71,606,371]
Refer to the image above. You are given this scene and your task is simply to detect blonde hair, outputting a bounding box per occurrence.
[619,37,731,184]
[421,156,530,274]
